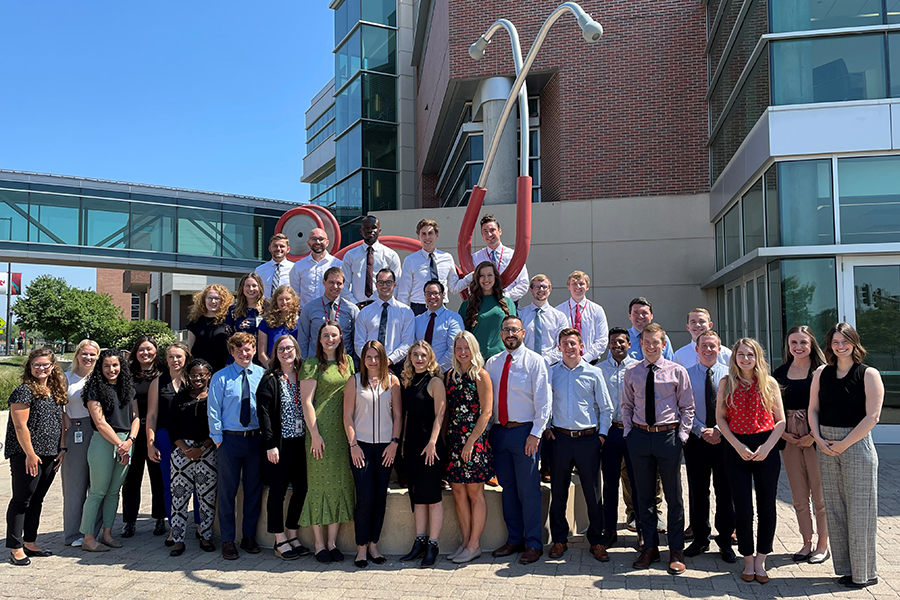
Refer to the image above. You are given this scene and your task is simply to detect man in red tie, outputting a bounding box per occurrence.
[484,315,552,565]
[555,271,609,364]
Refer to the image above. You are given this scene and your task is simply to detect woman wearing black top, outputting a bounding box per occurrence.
[80,349,139,553]
[772,326,829,564]
[120,336,166,538]
[168,359,217,556]
[5,348,68,566]
[258,334,312,560]
[809,323,884,589]
[186,284,234,373]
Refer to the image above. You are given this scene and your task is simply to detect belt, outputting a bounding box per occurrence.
[634,422,679,433]
[357,300,375,308]
[223,429,261,437]
[502,421,529,429]
[611,421,624,429]
[552,426,597,438]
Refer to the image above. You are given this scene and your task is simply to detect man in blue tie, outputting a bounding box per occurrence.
[414,280,464,371]
[208,332,265,560]
[354,268,415,377]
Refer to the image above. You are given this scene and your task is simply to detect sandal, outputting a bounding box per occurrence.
[285,537,311,556]
[274,540,300,561]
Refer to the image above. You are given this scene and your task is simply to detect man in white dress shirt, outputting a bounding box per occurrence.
[341,215,402,308]
[396,218,466,315]
[673,308,732,368]
[466,215,529,303]
[555,270,608,363]
[486,315,551,565]
[255,233,294,299]
[518,274,568,366]
[354,268,414,375]
[414,280,464,372]
[289,228,342,312]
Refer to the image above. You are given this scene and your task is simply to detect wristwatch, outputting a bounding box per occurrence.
[391,437,401,444]
[126,436,137,444]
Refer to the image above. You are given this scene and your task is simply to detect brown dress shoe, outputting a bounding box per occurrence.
[668,549,686,575]
[492,542,526,558]
[222,541,239,560]
[684,525,694,541]
[590,544,610,562]
[486,477,500,487]
[632,546,660,569]
[519,547,543,564]
[548,543,567,559]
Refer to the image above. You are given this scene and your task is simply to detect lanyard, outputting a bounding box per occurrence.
[487,245,504,266]
[322,297,342,320]
[567,300,583,326]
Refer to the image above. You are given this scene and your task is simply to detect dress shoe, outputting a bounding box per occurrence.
[486,476,499,487]
[719,546,737,563]
[548,542,567,559]
[199,539,216,552]
[448,545,465,561]
[165,538,175,547]
[329,547,344,562]
[625,514,637,532]
[100,537,122,548]
[452,547,481,564]
[683,542,709,557]
[792,551,811,562]
[121,522,136,538]
[315,549,332,563]
[170,542,186,557]
[354,558,368,568]
[837,575,853,585]
[740,572,756,582]
[400,538,428,562]
[684,525,694,541]
[590,544,610,562]
[808,549,830,564]
[22,548,52,557]
[153,518,167,536]
[541,474,551,484]
[519,547,542,564]
[240,537,261,554]
[421,542,439,568]
[668,550,686,575]
[8,553,30,566]
[368,550,386,565]
[492,542,526,558]
[221,541,239,560]
[845,577,878,588]
[632,546,660,569]
[755,572,770,584]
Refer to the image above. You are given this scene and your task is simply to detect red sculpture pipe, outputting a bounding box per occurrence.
[457,186,487,275]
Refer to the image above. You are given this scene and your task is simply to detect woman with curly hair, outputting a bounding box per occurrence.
[398,341,447,568]
[258,285,301,365]
[226,273,267,340]
[5,347,68,565]
[80,349,140,553]
[186,284,234,373]
[458,261,516,360]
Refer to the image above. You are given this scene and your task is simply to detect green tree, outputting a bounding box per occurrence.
[116,320,176,353]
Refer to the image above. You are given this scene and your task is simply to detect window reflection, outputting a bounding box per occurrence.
[838,156,900,244]
[83,197,129,248]
[29,193,79,245]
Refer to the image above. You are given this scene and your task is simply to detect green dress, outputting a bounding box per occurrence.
[458,295,517,360]
[298,357,356,526]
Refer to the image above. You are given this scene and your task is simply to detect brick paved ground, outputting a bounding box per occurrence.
[0,447,898,599]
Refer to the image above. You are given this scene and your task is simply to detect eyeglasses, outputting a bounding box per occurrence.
[32,363,53,370]
[501,327,523,334]
[375,280,394,286]
[531,284,550,291]
[424,291,442,297]
[277,346,295,354]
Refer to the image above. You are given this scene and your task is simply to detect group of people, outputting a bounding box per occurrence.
[3,214,883,589]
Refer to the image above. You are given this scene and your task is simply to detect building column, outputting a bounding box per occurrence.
[474,76,518,205]
[170,292,180,330]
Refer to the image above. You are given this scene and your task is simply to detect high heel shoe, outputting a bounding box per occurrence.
[274,540,299,561]
[421,542,439,568]
[400,537,427,562]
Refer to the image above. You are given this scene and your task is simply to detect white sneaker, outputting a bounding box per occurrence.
[70,537,84,547]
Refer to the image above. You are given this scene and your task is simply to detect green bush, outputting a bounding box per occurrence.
[115,320,177,353]
[0,363,22,411]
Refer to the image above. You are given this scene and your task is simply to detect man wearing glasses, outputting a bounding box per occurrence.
[289,228,342,312]
[354,268,415,376]
[414,280,464,372]
[518,274,568,366]
[485,315,552,565]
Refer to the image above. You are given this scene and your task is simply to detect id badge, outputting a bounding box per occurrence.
[74,431,83,444]
[295,416,303,434]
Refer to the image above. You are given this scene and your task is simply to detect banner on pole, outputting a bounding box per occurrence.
[0,273,21,295]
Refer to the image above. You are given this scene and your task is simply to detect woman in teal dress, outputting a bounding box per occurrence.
[458,261,516,360]
[299,320,355,564]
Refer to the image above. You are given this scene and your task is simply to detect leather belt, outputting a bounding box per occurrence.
[611,421,624,429]
[552,426,597,438]
[224,429,261,437]
[634,422,679,433]
[357,300,375,308]
[502,421,529,429]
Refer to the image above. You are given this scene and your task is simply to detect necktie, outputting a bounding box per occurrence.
[498,353,513,426]
[533,308,543,353]
[425,311,436,345]
[490,249,499,269]
[645,363,657,427]
[365,246,374,298]
[429,252,439,282]
[273,262,281,291]
[574,303,583,335]
[705,367,717,428]
[328,300,337,321]
[240,369,251,427]
[378,301,389,347]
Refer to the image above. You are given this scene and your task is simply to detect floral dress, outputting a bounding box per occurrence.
[444,371,493,484]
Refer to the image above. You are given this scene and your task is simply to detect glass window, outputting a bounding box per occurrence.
[854,265,900,423]
[29,193,79,245]
[890,34,900,98]
[726,287,736,346]
[365,170,396,212]
[362,122,397,170]
[0,189,29,242]
[742,180,764,254]
[336,123,363,179]
[779,258,838,345]
[768,261,783,360]
[222,212,264,260]
[334,172,363,226]
[724,203,741,265]
[838,155,900,245]
[770,0,883,32]
[335,29,361,89]
[716,218,725,271]
[891,0,900,24]
[177,207,221,257]
[83,197,129,248]
[747,279,757,340]
[361,25,396,75]
[336,76,361,135]
[774,160,835,246]
[771,34,887,106]
[334,0,360,47]
[363,72,396,123]
[734,284,744,338]
[717,286,726,338]
[710,0,740,73]
[757,273,769,361]
[362,0,396,27]
[764,165,779,246]
[709,0,767,127]
[131,203,175,253]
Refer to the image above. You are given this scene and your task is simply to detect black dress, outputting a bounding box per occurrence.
[186,316,233,373]
[402,371,445,507]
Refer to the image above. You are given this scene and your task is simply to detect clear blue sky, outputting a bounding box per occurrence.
[0,1,334,297]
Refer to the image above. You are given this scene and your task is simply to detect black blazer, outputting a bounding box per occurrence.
[257,371,303,451]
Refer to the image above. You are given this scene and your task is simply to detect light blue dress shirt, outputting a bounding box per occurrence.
[686,361,728,438]
[207,362,264,444]
[297,295,359,361]
[550,359,614,435]
[414,306,464,371]
[597,354,639,423]
[627,326,675,361]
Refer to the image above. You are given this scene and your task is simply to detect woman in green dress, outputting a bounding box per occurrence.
[459,261,517,360]
[299,320,355,563]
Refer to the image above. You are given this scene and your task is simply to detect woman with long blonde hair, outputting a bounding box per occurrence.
[445,331,493,564]
[258,285,301,365]
[716,338,785,584]
[186,284,234,372]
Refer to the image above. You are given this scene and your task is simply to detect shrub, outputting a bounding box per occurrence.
[115,320,177,353]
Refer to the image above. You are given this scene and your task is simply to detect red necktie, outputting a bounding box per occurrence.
[424,312,436,345]
[498,354,513,426]
[574,303,583,334]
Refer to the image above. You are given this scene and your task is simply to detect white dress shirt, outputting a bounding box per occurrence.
[255,259,295,299]
[341,241,402,304]
[518,302,569,365]
[466,244,530,301]
[597,354,639,423]
[289,252,343,311]
[484,345,552,438]
[414,306,464,371]
[555,298,609,362]
[354,297,415,365]
[674,342,732,369]
[396,248,467,304]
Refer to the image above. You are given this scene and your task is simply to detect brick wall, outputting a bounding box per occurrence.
[95,268,132,320]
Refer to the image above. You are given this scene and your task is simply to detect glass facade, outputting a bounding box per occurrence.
[768,160,834,247]
[838,156,900,244]
[742,180,764,254]
[854,265,900,422]
[769,0,883,33]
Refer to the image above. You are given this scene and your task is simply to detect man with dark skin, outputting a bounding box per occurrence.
[341,215,402,307]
